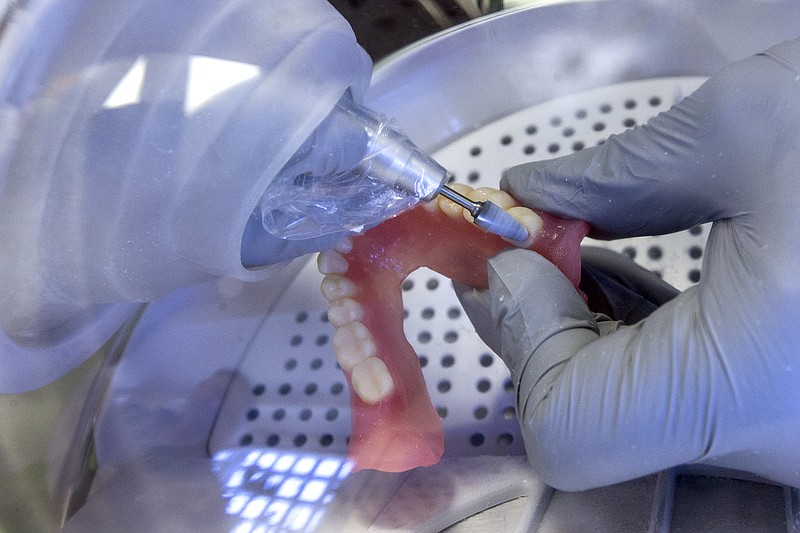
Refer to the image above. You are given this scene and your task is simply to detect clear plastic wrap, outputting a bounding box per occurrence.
[258,167,421,239]
[256,94,448,240]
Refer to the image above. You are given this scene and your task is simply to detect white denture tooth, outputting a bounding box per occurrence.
[422,197,440,213]
[469,187,516,209]
[321,274,357,301]
[463,187,516,223]
[334,237,353,254]
[327,298,365,327]
[506,206,543,248]
[437,183,474,219]
[332,322,376,372]
[317,250,348,274]
[351,357,395,404]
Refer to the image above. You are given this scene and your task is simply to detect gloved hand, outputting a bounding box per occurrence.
[456,38,800,491]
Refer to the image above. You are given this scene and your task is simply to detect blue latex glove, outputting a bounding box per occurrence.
[456,38,800,491]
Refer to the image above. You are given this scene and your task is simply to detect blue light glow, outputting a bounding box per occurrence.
[293,457,317,476]
[242,497,270,520]
[226,469,245,488]
[212,448,352,532]
[314,458,340,478]
[257,452,278,470]
[243,450,262,467]
[276,477,303,499]
[299,480,327,503]
[273,454,297,473]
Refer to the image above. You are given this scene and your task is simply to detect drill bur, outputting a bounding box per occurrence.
[438,185,529,242]
[473,200,530,242]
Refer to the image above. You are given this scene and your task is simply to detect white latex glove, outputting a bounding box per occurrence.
[456,38,800,491]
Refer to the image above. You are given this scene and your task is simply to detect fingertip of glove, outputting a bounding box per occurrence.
[500,162,538,198]
[451,280,472,299]
[488,248,578,299]
[501,150,599,217]
[489,247,540,270]
[488,248,550,288]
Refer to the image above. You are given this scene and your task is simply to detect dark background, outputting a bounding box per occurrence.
[328,0,504,60]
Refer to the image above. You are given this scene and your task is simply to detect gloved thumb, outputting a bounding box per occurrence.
[452,280,502,355]
[501,88,727,240]
[456,248,599,383]
[499,41,800,241]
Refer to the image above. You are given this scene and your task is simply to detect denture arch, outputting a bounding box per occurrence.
[318,186,588,472]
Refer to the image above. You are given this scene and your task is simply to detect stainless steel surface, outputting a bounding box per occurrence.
[50,306,146,528]
[366,0,729,152]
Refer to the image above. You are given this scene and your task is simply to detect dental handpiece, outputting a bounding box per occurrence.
[343,98,530,242]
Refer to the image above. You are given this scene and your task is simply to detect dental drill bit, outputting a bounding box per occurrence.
[438,185,529,242]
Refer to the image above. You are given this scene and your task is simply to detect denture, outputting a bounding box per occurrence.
[318,185,589,472]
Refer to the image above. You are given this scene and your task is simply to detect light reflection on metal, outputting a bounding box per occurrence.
[212,448,352,532]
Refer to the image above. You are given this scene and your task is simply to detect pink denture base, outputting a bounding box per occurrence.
[339,205,589,472]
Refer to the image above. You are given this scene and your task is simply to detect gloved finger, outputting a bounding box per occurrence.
[452,281,502,355]
[484,248,599,381]
[502,276,749,490]
[501,44,800,239]
[501,88,725,240]
[579,246,679,323]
